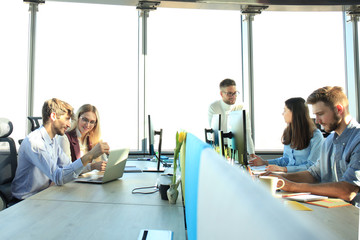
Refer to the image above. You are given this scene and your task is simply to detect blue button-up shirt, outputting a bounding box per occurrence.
[308,119,360,207]
[267,129,324,172]
[12,126,84,199]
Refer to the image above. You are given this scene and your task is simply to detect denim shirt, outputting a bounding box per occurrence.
[12,126,84,199]
[267,129,324,172]
[308,119,360,207]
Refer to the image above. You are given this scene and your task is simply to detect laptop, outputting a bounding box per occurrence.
[75,148,129,184]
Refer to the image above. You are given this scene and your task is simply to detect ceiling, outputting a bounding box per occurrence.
[42,0,360,12]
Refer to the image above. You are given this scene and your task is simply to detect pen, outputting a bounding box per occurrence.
[247,165,253,176]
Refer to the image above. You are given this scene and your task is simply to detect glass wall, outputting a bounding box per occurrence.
[34,2,138,150]
[253,12,345,150]
[1,2,349,153]
[146,8,242,150]
[0,1,28,146]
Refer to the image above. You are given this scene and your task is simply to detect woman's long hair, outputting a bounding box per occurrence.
[282,97,316,150]
[68,104,101,145]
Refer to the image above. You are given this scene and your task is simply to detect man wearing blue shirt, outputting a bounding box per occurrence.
[12,98,110,200]
[271,86,360,206]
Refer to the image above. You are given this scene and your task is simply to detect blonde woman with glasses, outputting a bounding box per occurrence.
[58,104,107,173]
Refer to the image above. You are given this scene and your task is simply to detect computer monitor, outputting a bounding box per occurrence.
[218,130,234,160]
[227,110,247,166]
[210,114,221,146]
[146,115,165,172]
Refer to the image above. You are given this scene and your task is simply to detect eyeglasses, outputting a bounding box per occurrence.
[80,116,97,126]
[223,91,240,97]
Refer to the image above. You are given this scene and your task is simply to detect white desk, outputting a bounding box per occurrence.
[30,170,183,207]
[0,160,186,240]
[250,166,359,239]
[291,201,358,240]
[0,200,185,239]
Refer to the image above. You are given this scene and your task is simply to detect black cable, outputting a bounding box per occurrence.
[154,153,171,168]
[132,185,159,194]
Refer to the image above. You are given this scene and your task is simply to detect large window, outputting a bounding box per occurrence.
[0,1,28,146]
[34,2,138,150]
[146,8,242,150]
[1,2,350,154]
[253,12,345,150]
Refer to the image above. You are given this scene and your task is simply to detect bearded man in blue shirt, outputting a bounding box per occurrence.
[268,86,360,207]
[12,98,110,200]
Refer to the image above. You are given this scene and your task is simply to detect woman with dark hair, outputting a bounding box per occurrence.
[249,97,324,172]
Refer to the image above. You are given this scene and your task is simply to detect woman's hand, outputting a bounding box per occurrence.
[248,154,267,166]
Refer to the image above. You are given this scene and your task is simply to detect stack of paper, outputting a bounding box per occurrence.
[284,194,328,202]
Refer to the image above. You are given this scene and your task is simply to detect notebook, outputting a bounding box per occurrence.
[307,198,352,208]
[124,165,142,173]
[284,201,313,211]
[75,148,129,184]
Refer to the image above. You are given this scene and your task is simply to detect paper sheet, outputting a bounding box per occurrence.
[285,201,313,211]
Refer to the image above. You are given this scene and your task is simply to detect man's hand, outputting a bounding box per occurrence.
[272,174,294,191]
[261,171,294,191]
[249,154,256,159]
[91,142,110,159]
[266,165,287,172]
[91,161,107,172]
[81,141,110,166]
[248,154,267,166]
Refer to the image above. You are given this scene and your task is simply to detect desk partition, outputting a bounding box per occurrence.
[183,133,358,240]
[184,133,212,240]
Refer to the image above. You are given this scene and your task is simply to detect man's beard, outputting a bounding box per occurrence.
[54,124,65,136]
[324,112,341,133]
[224,98,235,105]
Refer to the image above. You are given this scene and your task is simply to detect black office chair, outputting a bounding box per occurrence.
[27,116,42,132]
[0,118,18,211]
[19,116,42,145]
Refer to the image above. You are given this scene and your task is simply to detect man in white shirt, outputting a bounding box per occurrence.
[208,78,255,157]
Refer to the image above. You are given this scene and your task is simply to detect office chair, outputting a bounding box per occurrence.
[27,116,42,132]
[18,116,42,145]
[204,128,214,145]
[0,118,17,211]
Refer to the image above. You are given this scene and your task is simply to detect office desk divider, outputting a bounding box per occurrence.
[184,133,212,240]
[184,133,337,240]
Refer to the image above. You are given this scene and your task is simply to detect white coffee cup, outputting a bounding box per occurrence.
[259,176,285,196]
